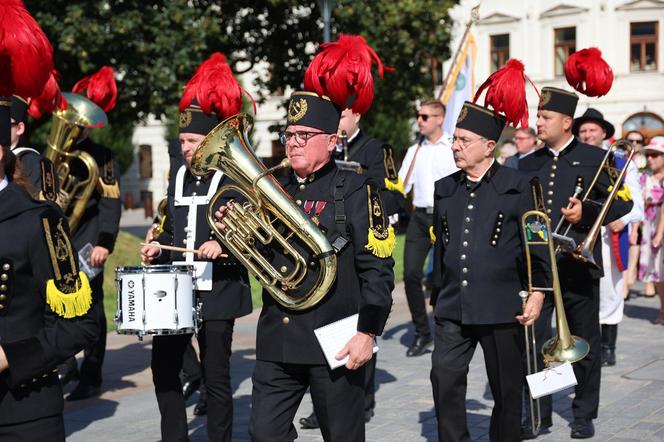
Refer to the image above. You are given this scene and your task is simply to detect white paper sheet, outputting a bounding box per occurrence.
[526,361,578,399]
[314,314,379,370]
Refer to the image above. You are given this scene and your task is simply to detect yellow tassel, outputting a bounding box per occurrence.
[46,272,93,318]
[97,179,121,199]
[607,184,632,202]
[365,226,396,258]
[384,177,405,195]
[429,226,436,244]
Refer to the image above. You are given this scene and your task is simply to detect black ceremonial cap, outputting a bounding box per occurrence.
[286,91,341,133]
[179,98,221,136]
[456,101,506,142]
[539,87,578,117]
[10,95,28,123]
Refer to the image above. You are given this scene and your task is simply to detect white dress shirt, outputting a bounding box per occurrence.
[398,133,457,208]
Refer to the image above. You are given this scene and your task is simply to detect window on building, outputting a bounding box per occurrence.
[631,22,658,71]
[138,144,153,179]
[554,27,576,77]
[623,112,664,140]
[490,34,510,71]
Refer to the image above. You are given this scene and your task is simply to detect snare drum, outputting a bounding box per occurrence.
[115,265,196,337]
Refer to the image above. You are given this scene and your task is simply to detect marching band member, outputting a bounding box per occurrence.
[8,95,59,201]
[429,61,548,442]
[214,39,395,442]
[0,145,97,440]
[58,67,123,401]
[518,49,633,439]
[573,108,643,367]
[299,34,398,431]
[141,53,252,442]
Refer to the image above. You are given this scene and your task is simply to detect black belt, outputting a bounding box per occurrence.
[414,207,434,215]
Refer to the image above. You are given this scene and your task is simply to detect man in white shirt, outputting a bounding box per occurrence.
[398,100,458,357]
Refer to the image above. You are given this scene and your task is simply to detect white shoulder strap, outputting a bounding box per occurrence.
[12,147,40,157]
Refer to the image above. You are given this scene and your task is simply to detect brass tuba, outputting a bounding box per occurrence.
[189,113,337,310]
[553,140,635,269]
[45,92,108,232]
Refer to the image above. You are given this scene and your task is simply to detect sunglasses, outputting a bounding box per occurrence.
[416,113,442,122]
[627,138,644,144]
[646,152,662,158]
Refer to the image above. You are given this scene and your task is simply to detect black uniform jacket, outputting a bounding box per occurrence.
[0,183,97,425]
[334,129,404,217]
[69,138,122,255]
[256,160,395,365]
[432,163,550,325]
[13,147,58,201]
[518,138,633,278]
[155,168,252,321]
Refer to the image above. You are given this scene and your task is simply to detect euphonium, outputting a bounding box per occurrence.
[45,92,108,232]
[189,113,337,311]
[553,140,635,269]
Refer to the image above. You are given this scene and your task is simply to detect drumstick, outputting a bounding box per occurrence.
[140,242,229,258]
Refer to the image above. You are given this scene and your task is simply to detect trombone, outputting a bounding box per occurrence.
[552,140,635,269]
[521,183,591,434]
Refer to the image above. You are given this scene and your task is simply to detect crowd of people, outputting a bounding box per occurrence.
[1,6,662,442]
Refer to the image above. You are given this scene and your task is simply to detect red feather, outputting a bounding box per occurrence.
[303,34,393,114]
[28,69,66,119]
[73,66,117,113]
[473,59,532,128]
[179,52,246,120]
[0,0,54,97]
[564,48,613,97]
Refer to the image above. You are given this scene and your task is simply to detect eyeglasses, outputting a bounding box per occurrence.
[514,136,534,141]
[452,135,486,149]
[416,113,442,122]
[279,130,330,146]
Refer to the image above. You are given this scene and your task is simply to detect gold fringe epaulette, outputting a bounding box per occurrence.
[46,272,92,318]
[384,177,405,195]
[429,226,436,244]
[365,226,396,258]
[608,184,632,202]
[97,178,121,199]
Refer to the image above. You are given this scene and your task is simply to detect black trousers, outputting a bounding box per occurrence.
[59,274,106,385]
[527,267,601,422]
[430,319,523,442]
[364,354,376,412]
[249,360,365,442]
[182,338,206,399]
[0,414,65,442]
[404,210,434,337]
[151,319,235,442]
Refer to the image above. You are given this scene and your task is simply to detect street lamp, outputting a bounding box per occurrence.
[317,0,336,43]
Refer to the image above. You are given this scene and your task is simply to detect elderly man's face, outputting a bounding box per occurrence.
[179,132,206,167]
[452,127,494,172]
[284,125,336,177]
[578,121,606,147]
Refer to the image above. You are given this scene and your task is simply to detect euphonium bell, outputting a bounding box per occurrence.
[189,113,337,311]
[46,92,108,232]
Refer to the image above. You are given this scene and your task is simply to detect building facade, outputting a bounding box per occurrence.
[447,0,664,139]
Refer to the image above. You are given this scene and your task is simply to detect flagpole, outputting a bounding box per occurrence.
[437,3,481,101]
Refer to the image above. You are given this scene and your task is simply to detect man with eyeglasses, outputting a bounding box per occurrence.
[7,95,58,201]
[518,87,633,439]
[398,99,457,357]
[504,127,537,169]
[429,100,548,442]
[216,90,394,442]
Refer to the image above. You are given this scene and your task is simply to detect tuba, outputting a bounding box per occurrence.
[552,140,635,269]
[189,113,337,311]
[45,92,108,232]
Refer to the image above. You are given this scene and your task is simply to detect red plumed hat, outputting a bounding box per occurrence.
[73,66,118,113]
[303,34,393,115]
[179,52,245,119]
[0,0,53,98]
[564,47,613,97]
[473,59,537,128]
[28,69,67,119]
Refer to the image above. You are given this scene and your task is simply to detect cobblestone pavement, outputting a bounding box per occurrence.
[64,284,664,441]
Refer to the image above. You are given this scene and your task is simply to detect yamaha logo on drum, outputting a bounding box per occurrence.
[127,280,135,322]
